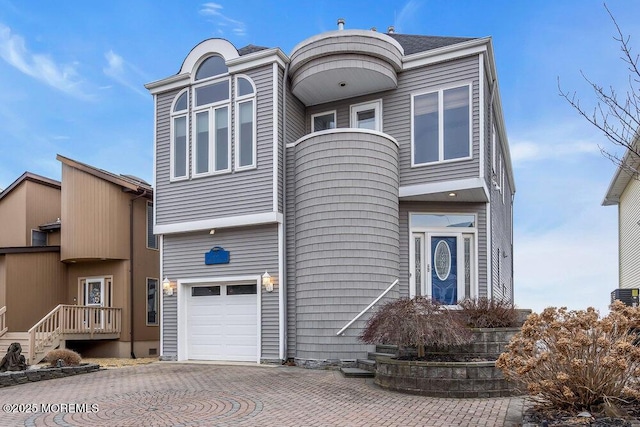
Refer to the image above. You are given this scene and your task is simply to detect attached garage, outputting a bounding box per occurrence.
[182,280,260,362]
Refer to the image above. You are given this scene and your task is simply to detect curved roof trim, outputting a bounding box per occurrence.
[290,29,404,57]
[179,38,239,75]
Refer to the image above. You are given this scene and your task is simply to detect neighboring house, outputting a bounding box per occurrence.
[603,136,640,291]
[0,155,160,362]
[146,23,515,366]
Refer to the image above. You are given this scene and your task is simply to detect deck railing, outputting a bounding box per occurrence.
[336,279,399,336]
[28,305,122,364]
[0,306,6,337]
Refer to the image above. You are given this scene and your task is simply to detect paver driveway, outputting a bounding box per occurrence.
[0,363,523,426]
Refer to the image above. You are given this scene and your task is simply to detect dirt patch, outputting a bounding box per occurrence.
[38,357,158,369]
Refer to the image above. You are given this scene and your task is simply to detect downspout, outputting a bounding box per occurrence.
[129,189,149,359]
[281,61,289,361]
[488,79,497,300]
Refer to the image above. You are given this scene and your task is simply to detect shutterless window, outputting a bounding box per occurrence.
[31,230,47,246]
[171,91,188,180]
[195,55,227,81]
[146,202,157,250]
[235,76,256,170]
[412,213,475,228]
[227,284,257,295]
[147,278,158,326]
[351,101,381,131]
[311,111,336,132]
[413,85,471,165]
[192,286,221,296]
[193,78,230,176]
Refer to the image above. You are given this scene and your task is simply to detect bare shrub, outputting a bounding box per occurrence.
[496,301,640,410]
[458,297,519,328]
[43,349,82,367]
[360,297,473,357]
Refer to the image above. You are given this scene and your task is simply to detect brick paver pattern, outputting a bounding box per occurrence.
[0,363,517,426]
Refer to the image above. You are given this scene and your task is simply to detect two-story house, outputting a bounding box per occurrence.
[0,155,160,362]
[146,23,515,366]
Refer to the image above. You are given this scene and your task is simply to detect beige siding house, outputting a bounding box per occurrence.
[604,137,640,290]
[0,156,160,363]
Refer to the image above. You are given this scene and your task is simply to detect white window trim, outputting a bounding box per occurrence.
[192,54,230,84]
[234,75,257,172]
[408,212,478,303]
[170,89,189,182]
[191,106,232,178]
[146,277,159,326]
[192,77,231,109]
[492,123,497,175]
[311,110,337,132]
[350,100,382,131]
[410,83,473,167]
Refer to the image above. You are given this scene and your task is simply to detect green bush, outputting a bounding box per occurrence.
[43,349,82,367]
[496,301,640,410]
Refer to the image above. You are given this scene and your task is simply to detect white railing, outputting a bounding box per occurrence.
[28,305,122,364]
[0,306,6,337]
[336,279,399,336]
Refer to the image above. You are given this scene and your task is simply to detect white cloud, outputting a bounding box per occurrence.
[394,0,423,33]
[511,139,600,164]
[199,2,247,37]
[103,50,147,96]
[0,23,88,98]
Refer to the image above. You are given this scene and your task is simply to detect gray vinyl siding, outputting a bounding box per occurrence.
[620,178,640,288]
[293,131,399,361]
[284,90,305,358]
[399,201,487,298]
[161,293,177,359]
[161,224,279,359]
[305,54,481,187]
[155,65,275,226]
[277,67,284,214]
[490,173,513,302]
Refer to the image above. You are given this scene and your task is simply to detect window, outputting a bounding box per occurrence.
[412,85,471,165]
[192,286,221,296]
[192,80,230,176]
[146,202,158,250]
[31,230,47,246]
[235,76,256,170]
[170,90,188,180]
[311,111,336,132]
[195,55,227,81]
[147,278,159,326]
[351,100,382,131]
[412,213,475,228]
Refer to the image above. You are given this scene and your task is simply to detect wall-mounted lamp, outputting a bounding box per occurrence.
[209,229,215,235]
[262,271,273,292]
[448,192,457,197]
[162,277,175,296]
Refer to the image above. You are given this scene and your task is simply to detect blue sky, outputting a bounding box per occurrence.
[1,0,638,314]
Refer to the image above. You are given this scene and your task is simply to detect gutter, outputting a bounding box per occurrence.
[280,61,289,362]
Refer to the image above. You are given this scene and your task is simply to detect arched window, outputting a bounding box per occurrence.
[195,55,227,80]
[235,76,256,170]
[171,90,189,180]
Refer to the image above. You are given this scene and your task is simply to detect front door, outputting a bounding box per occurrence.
[430,236,458,305]
[83,278,104,329]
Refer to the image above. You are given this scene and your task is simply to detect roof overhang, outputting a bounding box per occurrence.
[399,178,490,203]
[0,246,60,255]
[0,172,60,202]
[603,135,640,206]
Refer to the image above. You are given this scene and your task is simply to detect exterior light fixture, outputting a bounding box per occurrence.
[209,229,215,235]
[162,277,174,296]
[262,271,273,292]
[449,192,457,197]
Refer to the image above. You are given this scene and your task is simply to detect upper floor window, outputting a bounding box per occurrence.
[195,55,227,81]
[147,201,158,250]
[171,90,189,180]
[235,76,256,170]
[412,85,471,166]
[193,78,231,176]
[351,100,382,131]
[147,278,159,326]
[312,111,336,132]
[31,229,47,246]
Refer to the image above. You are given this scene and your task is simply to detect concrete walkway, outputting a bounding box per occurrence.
[0,363,524,426]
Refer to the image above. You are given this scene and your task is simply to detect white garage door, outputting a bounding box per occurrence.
[187,283,258,362]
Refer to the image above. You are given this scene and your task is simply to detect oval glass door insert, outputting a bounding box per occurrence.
[434,240,452,281]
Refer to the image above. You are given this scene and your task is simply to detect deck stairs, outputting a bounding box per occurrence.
[340,344,396,378]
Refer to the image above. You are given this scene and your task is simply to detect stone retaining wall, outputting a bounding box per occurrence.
[0,364,100,388]
[375,357,519,398]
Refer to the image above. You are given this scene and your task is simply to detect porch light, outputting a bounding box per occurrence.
[449,192,457,197]
[262,271,273,292]
[162,277,174,296]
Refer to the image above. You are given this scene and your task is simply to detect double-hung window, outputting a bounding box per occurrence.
[192,55,231,176]
[170,90,188,180]
[235,76,256,170]
[412,85,471,166]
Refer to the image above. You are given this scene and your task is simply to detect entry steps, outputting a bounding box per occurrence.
[339,344,396,378]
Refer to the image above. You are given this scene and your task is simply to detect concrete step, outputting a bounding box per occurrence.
[356,358,376,372]
[340,367,375,378]
[367,351,395,361]
[375,344,397,354]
